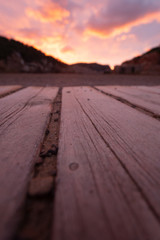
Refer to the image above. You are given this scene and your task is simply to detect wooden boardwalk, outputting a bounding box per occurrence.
[0,84,160,240]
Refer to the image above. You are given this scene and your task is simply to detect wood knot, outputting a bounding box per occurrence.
[69,163,79,171]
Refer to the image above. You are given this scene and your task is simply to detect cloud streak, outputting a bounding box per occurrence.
[26,0,70,23]
[85,0,160,38]
[61,45,74,53]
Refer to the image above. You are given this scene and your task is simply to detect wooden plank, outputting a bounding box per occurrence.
[52,87,160,240]
[96,86,160,116]
[0,86,58,240]
[135,86,160,95]
[0,85,22,97]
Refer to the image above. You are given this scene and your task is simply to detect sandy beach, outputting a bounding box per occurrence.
[0,73,160,87]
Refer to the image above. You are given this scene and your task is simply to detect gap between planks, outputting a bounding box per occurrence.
[94,86,160,121]
[15,88,62,240]
[0,86,59,240]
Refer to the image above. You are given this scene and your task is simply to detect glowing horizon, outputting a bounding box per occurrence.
[0,0,160,66]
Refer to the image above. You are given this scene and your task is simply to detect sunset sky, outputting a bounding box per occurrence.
[0,0,160,67]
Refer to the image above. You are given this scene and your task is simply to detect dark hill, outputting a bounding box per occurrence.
[0,36,68,73]
[114,46,160,74]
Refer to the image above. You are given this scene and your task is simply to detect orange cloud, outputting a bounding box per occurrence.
[117,34,136,42]
[26,1,70,23]
[85,11,160,39]
[61,46,74,53]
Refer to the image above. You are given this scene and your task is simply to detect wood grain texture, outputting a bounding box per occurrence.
[0,85,22,97]
[135,86,160,95]
[96,86,160,116]
[52,87,160,240]
[0,86,58,240]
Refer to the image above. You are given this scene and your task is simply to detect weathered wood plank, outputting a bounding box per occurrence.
[0,86,58,240]
[0,85,22,97]
[52,87,160,240]
[96,86,160,116]
[135,86,160,95]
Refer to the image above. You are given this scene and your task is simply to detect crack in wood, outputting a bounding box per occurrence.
[0,87,44,129]
[83,97,160,186]
[75,94,160,224]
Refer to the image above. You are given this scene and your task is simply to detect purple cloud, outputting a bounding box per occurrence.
[86,0,160,36]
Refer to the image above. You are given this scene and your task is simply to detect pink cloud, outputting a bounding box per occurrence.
[18,28,42,38]
[61,45,74,53]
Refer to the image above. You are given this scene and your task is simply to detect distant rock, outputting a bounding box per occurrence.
[114,46,160,75]
[114,64,141,74]
[66,63,111,74]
